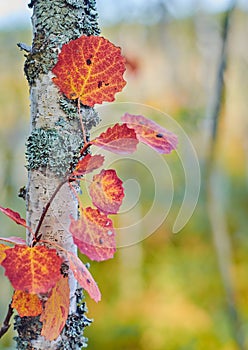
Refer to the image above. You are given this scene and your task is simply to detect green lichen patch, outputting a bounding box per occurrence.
[14,315,42,350]
[59,97,100,129]
[25,0,100,85]
[59,98,79,120]
[26,128,84,177]
[58,288,92,349]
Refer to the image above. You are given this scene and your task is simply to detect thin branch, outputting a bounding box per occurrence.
[206,2,246,349]
[0,302,14,339]
[209,1,236,143]
[33,178,69,242]
[78,98,87,145]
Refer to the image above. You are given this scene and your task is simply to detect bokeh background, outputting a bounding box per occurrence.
[0,1,248,349]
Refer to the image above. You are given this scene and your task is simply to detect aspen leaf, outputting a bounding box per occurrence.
[70,207,116,262]
[52,35,126,107]
[121,113,178,154]
[92,123,138,155]
[0,244,10,264]
[66,251,101,302]
[0,206,29,229]
[72,154,104,177]
[12,290,42,317]
[40,277,70,341]
[1,245,63,294]
[89,169,124,214]
[0,236,26,246]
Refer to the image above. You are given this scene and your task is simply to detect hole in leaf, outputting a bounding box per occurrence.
[86,59,92,65]
[156,133,163,138]
[98,81,102,88]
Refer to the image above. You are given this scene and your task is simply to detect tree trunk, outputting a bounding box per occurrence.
[14,1,100,348]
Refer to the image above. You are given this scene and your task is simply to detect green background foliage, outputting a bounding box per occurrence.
[0,4,248,350]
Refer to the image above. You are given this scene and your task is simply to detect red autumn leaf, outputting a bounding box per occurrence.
[0,206,29,229]
[92,123,138,155]
[0,236,26,245]
[0,244,10,264]
[121,113,178,154]
[72,154,104,177]
[1,245,62,294]
[69,207,116,262]
[52,35,126,107]
[12,290,42,317]
[41,277,70,341]
[89,169,124,214]
[66,251,101,302]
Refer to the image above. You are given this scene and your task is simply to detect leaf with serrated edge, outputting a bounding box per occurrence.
[52,35,126,107]
[121,113,178,154]
[72,154,104,177]
[12,290,42,317]
[40,277,69,341]
[0,236,26,245]
[66,251,101,302]
[70,207,116,262]
[0,244,10,264]
[0,206,30,229]
[89,169,124,214]
[92,123,138,155]
[1,245,62,294]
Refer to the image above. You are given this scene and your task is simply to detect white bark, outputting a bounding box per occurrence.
[15,0,100,348]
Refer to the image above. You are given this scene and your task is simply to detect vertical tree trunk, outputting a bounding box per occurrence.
[14,1,100,348]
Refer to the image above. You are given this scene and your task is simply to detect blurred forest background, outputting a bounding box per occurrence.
[0,1,248,349]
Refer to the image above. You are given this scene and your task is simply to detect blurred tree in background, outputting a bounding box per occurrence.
[0,1,248,349]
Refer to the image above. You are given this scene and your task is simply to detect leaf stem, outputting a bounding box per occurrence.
[78,98,87,145]
[33,178,69,244]
[80,141,92,156]
[0,302,14,339]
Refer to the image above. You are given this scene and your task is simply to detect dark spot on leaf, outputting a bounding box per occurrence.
[156,133,163,138]
[105,82,109,86]
[98,81,102,88]
[86,59,92,65]
[87,279,91,284]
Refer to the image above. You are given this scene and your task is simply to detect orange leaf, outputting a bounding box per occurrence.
[52,35,126,107]
[70,207,116,262]
[0,206,29,229]
[12,290,42,317]
[89,169,124,214]
[0,244,10,264]
[92,123,138,155]
[66,251,101,302]
[1,245,62,294]
[72,154,104,177]
[121,113,178,154]
[40,277,70,341]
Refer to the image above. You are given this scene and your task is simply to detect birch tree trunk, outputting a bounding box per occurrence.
[14,1,100,348]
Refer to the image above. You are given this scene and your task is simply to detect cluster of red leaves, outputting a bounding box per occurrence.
[68,115,177,262]
[0,34,178,341]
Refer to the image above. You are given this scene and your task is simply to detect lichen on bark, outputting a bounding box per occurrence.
[25,0,100,85]
[17,0,101,349]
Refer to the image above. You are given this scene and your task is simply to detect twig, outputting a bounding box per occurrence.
[209,1,236,142]
[77,98,87,145]
[33,178,69,242]
[0,302,14,339]
[205,2,245,349]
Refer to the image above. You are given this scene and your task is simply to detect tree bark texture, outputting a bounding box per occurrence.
[14,1,100,349]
